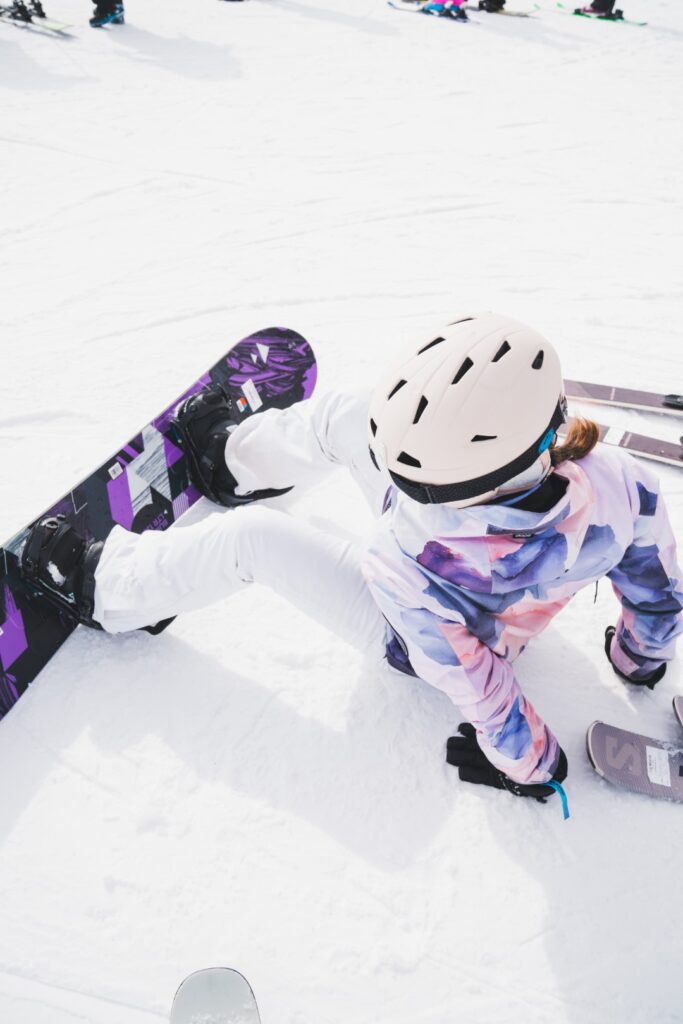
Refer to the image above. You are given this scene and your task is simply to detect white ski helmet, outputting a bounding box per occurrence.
[368,313,567,507]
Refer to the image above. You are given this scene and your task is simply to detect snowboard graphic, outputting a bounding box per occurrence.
[587,718,683,803]
[170,968,260,1024]
[0,328,317,723]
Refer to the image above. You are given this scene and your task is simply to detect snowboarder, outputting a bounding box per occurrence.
[20,314,683,807]
[574,2,622,17]
[90,0,124,27]
[422,1,469,18]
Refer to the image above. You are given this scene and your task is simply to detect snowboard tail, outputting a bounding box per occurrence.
[0,328,316,723]
[587,709,683,803]
[170,968,261,1024]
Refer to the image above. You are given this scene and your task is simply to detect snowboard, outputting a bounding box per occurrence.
[555,3,646,26]
[587,710,683,803]
[170,969,260,1024]
[0,327,317,724]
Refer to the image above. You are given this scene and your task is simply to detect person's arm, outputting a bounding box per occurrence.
[365,561,561,787]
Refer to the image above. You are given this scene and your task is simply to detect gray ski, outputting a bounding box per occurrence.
[587,719,683,803]
[558,420,682,468]
[170,968,260,1024]
[564,380,683,418]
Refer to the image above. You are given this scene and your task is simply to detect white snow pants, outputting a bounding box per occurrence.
[93,392,389,652]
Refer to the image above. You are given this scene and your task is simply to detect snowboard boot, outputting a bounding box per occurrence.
[173,384,292,508]
[28,0,46,16]
[423,1,468,16]
[20,516,104,629]
[90,2,124,27]
[20,516,174,635]
[7,1,33,22]
[575,2,622,15]
[479,0,505,11]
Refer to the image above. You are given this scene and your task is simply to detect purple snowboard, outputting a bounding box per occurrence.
[587,720,683,803]
[0,327,316,723]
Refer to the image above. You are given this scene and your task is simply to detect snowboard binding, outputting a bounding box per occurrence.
[90,2,124,27]
[4,2,33,22]
[20,516,174,635]
[20,516,104,629]
[574,4,624,17]
[173,385,292,508]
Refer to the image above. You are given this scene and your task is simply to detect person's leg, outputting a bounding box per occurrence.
[94,506,385,651]
[226,391,390,516]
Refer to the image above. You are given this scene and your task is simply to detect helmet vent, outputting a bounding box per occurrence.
[397,451,422,468]
[492,340,511,363]
[418,336,445,355]
[471,434,497,442]
[451,357,474,385]
[388,379,407,400]
[447,317,474,326]
[532,350,544,369]
[413,396,428,424]
[370,418,378,436]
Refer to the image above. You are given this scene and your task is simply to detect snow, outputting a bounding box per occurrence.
[1,0,682,1021]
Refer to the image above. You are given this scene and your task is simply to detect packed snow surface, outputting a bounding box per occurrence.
[1,0,682,1021]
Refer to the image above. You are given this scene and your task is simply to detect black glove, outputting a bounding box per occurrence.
[446,723,568,803]
[604,626,666,690]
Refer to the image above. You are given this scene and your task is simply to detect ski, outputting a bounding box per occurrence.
[555,3,646,26]
[564,380,683,418]
[170,968,261,1024]
[587,701,683,803]
[0,5,71,33]
[559,420,682,469]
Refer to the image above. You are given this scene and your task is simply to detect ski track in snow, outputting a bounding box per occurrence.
[1,0,683,1022]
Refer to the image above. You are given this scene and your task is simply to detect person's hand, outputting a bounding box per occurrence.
[446,723,567,803]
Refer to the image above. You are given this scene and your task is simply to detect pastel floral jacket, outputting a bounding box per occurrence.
[363,447,683,784]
